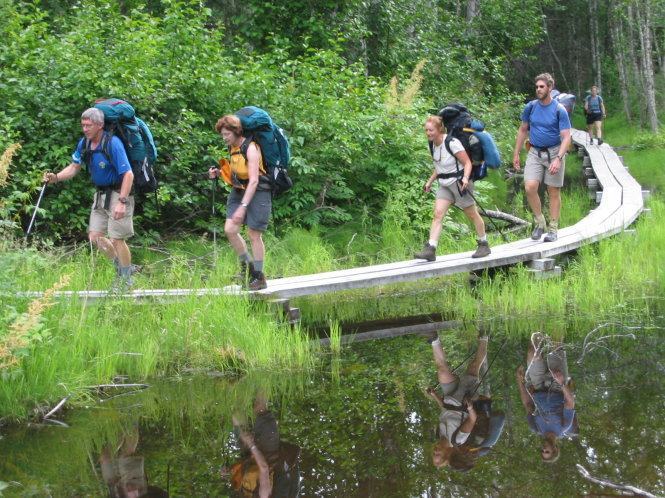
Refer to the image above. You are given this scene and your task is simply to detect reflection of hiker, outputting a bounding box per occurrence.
[516,333,576,463]
[208,114,271,291]
[513,72,572,243]
[414,115,491,262]
[224,393,301,498]
[100,427,168,498]
[584,85,606,145]
[43,108,136,288]
[424,332,502,472]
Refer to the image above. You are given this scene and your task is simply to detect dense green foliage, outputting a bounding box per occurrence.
[0,0,530,242]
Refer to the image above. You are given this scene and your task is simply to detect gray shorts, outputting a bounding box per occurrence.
[227,188,272,232]
[436,180,476,209]
[439,373,480,403]
[88,190,134,240]
[524,146,565,187]
[526,348,569,391]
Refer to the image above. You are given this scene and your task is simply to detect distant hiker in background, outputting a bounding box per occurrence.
[584,85,606,145]
[43,108,136,289]
[513,73,572,243]
[515,333,576,464]
[414,115,490,262]
[208,114,271,291]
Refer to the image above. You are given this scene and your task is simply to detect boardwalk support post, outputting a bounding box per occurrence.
[527,259,562,280]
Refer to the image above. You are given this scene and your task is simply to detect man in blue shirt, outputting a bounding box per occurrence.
[584,85,606,145]
[43,108,135,287]
[516,333,576,464]
[513,73,572,242]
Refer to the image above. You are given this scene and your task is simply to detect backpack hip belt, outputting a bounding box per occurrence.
[533,145,560,162]
[94,183,123,210]
[437,171,464,180]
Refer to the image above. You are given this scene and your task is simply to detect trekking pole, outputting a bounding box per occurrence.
[25,181,48,239]
[211,176,218,252]
[462,185,509,243]
[469,337,508,398]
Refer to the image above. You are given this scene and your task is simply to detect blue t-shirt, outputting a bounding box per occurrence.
[72,134,131,187]
[585,95,603,114]
[526,391,575,437]
[521,100,571,149]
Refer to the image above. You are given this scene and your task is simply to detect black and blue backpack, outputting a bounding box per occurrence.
[235,106,293,197]
[83,98,158,195]
[433,103,502,181]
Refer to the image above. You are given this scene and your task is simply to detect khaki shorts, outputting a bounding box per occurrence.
[526,348,569,392]
[436,180,476,209]
[439,373,480,403]
[524,146,565,188]
[88,190,135,240]
[227,188,272,232]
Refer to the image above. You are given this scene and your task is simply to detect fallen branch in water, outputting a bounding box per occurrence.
[576,464,658,498]
[43,395,70,420]
[87,383,150,390]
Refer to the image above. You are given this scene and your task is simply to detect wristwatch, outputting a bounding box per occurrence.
[240,201,249,208]
[118,196,128,204]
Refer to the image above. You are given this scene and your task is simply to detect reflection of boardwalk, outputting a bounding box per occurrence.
[19,130,644,301]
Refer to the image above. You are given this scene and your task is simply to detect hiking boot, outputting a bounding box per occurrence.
[422,331,439,344]
[597,138,603,145]
[531,225,545,240]
[248,271,267,291]
[235,261,255,284]
[543,229,558,242]
[414,243,436,262]
[471,240,491,258]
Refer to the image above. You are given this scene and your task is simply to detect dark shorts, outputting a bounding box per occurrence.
[227,188,272,231]
[586,112,602,125]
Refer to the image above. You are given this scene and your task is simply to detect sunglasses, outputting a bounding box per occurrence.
[536,84,547,89]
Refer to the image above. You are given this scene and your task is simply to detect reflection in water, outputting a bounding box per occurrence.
[425,331,505,472]
[516,333,577,463]
[224,390,301,498]
[100,425,169,498]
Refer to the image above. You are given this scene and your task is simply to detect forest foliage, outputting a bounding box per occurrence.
[0,0,661,241]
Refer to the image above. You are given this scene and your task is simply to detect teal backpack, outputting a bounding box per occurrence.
[83,98,158,195]
[235,106,292,197]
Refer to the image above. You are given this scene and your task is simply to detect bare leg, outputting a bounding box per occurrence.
[432,340,456,385]
[247,228,265,262]
[466,337,488,377]
[428,199,452,243]
[524,180,543,218]
[547,186,561,223]
[111,239,131,266]
[89,231,117,261]
[462,205,486,238]
[224,219,249,256]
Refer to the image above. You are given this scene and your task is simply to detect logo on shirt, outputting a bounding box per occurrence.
[99,161,106,169]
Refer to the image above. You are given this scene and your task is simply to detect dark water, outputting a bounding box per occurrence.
[1,320,664,498]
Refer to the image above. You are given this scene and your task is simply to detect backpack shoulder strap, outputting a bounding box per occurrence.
[428,140,434,157]
[444,134,460,171]
[526,100,538,122]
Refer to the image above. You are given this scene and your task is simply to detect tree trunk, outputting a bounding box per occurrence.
[609,4,633,121]
[466,0,479,22]
[627,3,645,125]
[634,0,659,131]
[588,0,602,90]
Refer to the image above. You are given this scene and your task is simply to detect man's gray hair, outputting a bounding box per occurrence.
[81,107,105,125]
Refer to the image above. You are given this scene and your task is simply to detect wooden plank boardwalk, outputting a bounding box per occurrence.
[16,129,644,301]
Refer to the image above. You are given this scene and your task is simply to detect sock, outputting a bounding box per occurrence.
[428,239,438,248]
[478,234,487,242]
[549,219,559,231]
[430,338,440,347]
[535,213,546,228]
[118,266,132,278]
[253,260,264,273]
[239,252,251,264]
